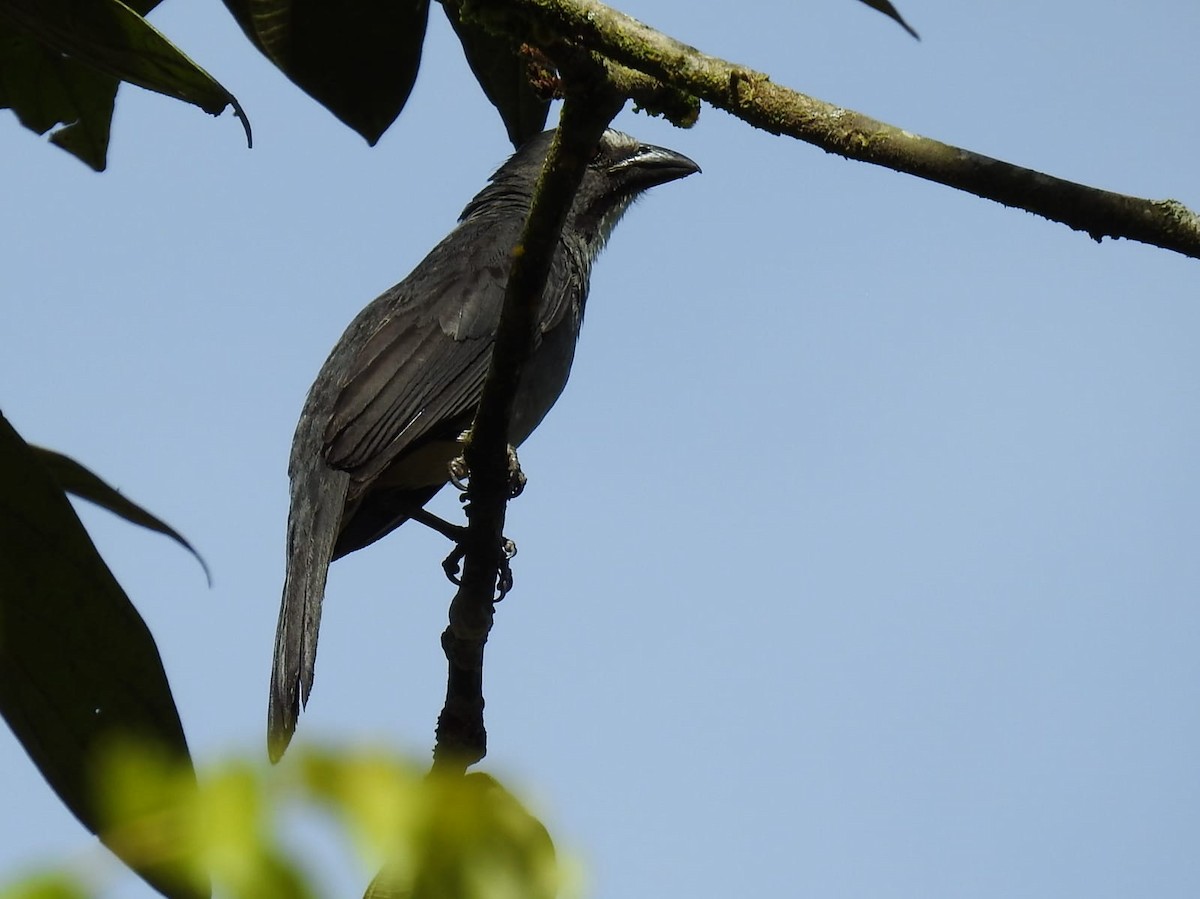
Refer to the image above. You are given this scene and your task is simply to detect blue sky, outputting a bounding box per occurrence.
[3,0,1199,896]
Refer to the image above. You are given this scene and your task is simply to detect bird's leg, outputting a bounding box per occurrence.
[410,503,518,597]
[406,508,473,584]
[447,431,527,498]
[409,507,467,543]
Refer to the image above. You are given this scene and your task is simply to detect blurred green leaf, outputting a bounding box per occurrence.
[0,411,205,898]
[0,0,249,170]
[222,0,429,145]
[0,871,90,899]
[855,0,919,39]
[441,0,548,148]
[191,761,316,899]
[91,741,211,898]
[2,748,575,899]
[33,446,211,586]
[301,750,425,868]
[359,767,562,899]
[97,750,313,899]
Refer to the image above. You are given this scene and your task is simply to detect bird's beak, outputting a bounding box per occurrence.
[610,143,701,191]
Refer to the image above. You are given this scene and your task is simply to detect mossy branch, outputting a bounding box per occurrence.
[494,0,1200,259]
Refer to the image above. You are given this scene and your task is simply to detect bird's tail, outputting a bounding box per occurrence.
[267,452,349,763]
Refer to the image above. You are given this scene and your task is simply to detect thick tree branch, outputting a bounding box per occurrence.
[497,0,1200,260]
[433,76,624,774]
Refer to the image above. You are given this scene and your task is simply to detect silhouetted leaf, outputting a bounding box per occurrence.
[0,411,207,899]
[32,446,211,586]
[441,0,548,148]
[222,0,429,145]
[0,0,249,169]
[0,17,119,170]
[46,71,120,169]
[855,0,919,39]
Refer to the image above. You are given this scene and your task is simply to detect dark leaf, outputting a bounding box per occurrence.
[0,17,119,170]
[46,65,119,171]
[0,411,207,899]
[855,0,919,39]
[441,0,548,148]
[32,446,211,587]
[0,0,250,170]
[222,0,429,145]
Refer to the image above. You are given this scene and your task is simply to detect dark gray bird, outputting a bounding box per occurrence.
[268,128,699,761]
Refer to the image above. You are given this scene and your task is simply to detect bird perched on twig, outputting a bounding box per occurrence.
[267,128,700,762]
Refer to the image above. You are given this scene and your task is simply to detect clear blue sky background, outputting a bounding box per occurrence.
[3,1,1199,896]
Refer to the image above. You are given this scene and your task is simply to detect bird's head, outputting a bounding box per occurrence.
[568,129,700,249]
[462,128,700,251]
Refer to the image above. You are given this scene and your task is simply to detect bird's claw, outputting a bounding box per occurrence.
[495,539,517,599]
[497,554,515,599]
[442,545,465,584]
[439,538,518,600]
[506,445,526,498]
[448,455,470,494]
[446,443,525,499]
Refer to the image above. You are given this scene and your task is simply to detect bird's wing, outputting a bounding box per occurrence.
[267,247,498,760]
[322,223,577,485]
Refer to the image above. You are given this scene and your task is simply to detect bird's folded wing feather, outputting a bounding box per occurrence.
[321,225,576,485]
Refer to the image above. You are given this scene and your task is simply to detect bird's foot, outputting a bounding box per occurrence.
[442,545,465,583]
[448,430,472,492]
[441,538,518,600]
[447,437,526,499]
[448,457,470,494]
[506,445,527,498]
[497,538,517,598]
